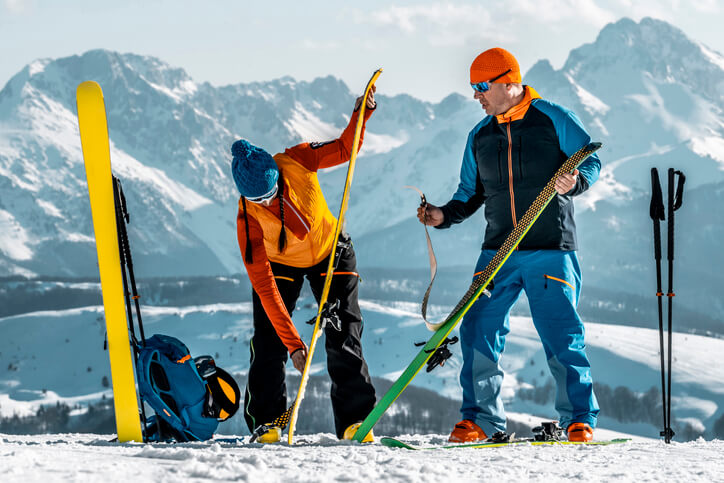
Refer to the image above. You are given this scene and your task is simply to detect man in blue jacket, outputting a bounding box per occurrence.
[418,47,601,443]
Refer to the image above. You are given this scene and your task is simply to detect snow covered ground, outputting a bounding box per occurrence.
[2,298,723,438]
[1,432,722,482]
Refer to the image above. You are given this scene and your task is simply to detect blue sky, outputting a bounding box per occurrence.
[1,0,723,102]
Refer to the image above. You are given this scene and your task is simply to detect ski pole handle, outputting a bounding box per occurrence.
[650,168,664,261]
[667,168,683,262]
[673,170,686,211]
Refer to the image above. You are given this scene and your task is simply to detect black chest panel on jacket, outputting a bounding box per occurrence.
[472,105,577,250]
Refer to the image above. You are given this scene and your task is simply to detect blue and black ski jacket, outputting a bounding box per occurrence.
[437,86,601,251]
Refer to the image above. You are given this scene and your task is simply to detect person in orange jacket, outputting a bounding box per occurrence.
[231,87,377,443]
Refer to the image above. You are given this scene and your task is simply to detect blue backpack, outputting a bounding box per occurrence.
[136,334,240,442]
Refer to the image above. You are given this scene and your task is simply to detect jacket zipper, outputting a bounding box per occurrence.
[506,123,516,228]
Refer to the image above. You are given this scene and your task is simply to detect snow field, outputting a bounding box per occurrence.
[1,433,723,482]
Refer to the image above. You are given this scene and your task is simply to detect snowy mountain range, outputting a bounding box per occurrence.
[2,17,723,285]
[0,48,431,278]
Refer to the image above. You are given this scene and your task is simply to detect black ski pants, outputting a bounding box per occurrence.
[243,234,376,438]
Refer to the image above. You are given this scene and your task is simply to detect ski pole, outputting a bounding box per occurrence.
[649,168,667,442]
[663,168,685,443]
[113,176,149,440]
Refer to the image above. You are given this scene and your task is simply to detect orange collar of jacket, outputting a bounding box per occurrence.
[495,86,541,124]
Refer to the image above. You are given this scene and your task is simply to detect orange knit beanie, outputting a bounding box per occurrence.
[470,47,522,84]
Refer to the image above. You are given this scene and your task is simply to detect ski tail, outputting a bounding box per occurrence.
[287,68,382,445]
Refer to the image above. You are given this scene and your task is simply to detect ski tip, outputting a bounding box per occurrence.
[425,320,445,332]
[77,80,102,96]
[380,437,416,449]
[585,141,603,152]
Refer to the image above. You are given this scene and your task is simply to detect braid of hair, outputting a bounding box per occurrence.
[277,172,287,254]
[241,197,253,264]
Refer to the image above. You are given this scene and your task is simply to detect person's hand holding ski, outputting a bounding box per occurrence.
[290,344,308,373]
[555,169,579,195]
[354,84,376,110]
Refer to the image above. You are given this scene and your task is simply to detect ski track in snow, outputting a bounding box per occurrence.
[0,433,722,482]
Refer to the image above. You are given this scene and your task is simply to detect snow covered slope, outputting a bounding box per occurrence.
[1,298,722,439]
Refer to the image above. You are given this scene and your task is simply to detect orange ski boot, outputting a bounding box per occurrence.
[448,419,488,443]
[567,422,594,442]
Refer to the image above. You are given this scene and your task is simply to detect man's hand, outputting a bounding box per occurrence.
[417,203,444,227]
[555,169,579,195]
[290,344,308,374]
[354,84,377,111]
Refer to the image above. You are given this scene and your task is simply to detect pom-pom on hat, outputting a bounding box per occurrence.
[230,139,279,198]
[470,47,522,84]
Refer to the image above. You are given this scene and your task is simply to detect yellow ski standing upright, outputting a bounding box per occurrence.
[76,81,144,443]
[287,69,382,444]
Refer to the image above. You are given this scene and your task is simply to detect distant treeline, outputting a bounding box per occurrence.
[4,374,722,441]
[2,273,721,339]
[518,378,723,441]
[0,396,115,435]
[0,375,532,439]
[0,275,253,318]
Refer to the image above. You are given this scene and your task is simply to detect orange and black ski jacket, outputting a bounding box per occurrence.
[236,106,374,354]
[437,86,601,251]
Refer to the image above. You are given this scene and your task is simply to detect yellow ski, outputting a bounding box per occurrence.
[76,81,143,443]
[287,69,382,444]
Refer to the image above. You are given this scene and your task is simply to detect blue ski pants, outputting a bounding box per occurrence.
[459,249,599,435]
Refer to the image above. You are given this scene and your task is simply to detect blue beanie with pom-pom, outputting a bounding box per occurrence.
[230,140,279,198]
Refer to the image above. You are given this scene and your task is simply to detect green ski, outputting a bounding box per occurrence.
[353,142,602,442]
[380,436,630,450]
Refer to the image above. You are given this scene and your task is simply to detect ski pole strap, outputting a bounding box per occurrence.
[404,186,438,323]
